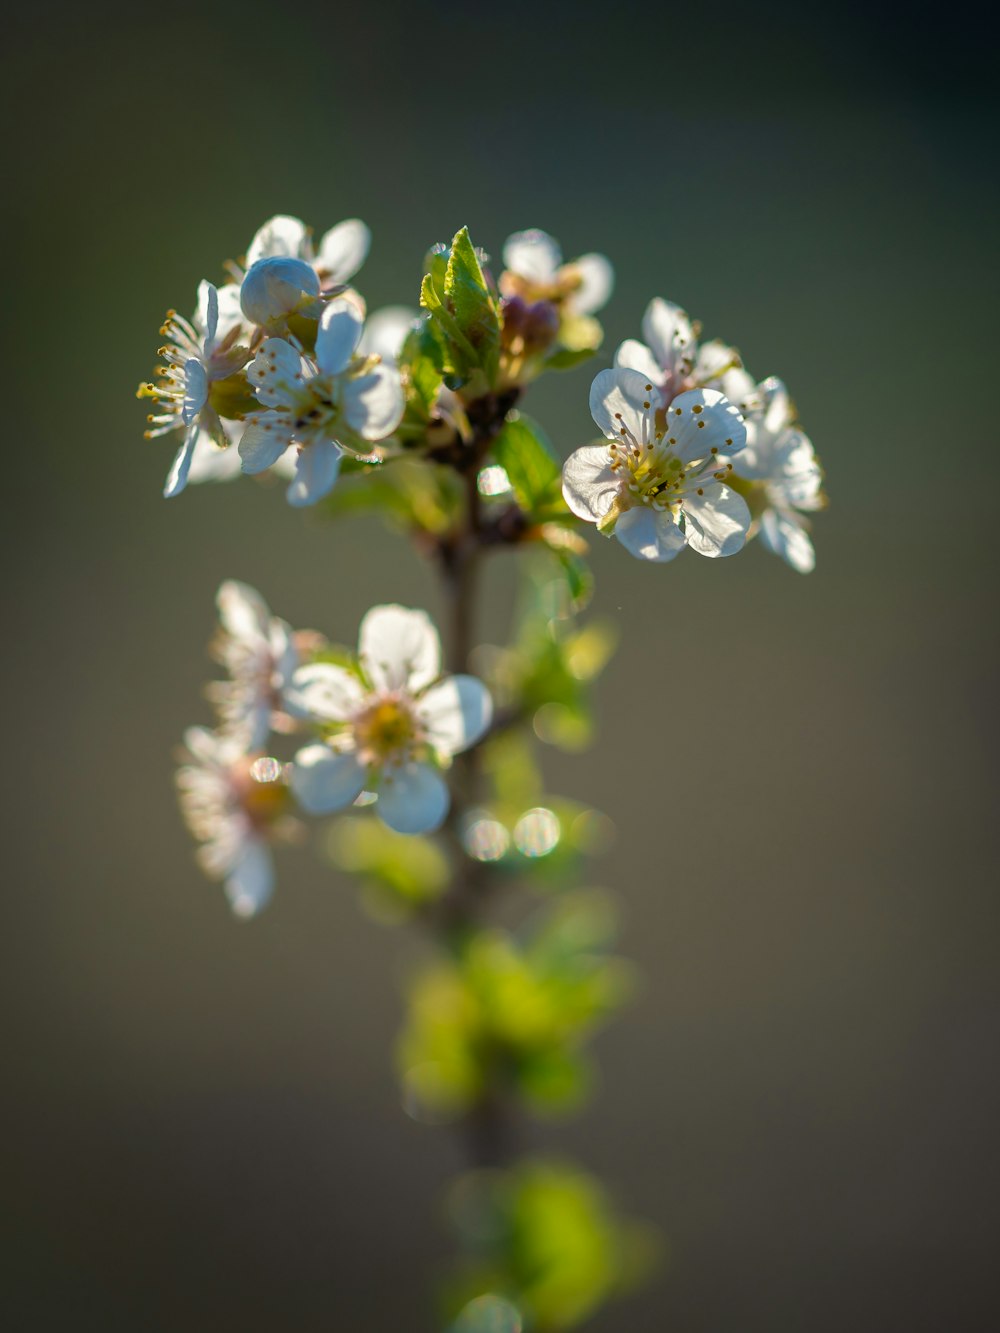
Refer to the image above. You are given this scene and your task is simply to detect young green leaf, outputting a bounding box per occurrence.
[492,413,561,515]
[444,226,501,377]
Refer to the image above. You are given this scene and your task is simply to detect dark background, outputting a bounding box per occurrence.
[4,3,998,1329]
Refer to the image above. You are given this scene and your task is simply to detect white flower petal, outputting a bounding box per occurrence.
[615,506,686,561]
[316,218,371,286]
[239,413,291,474]
[568,253,613,315]
[377,761,450,835]
[284,663,366,721]
[503,229,562,283]
[164,426,198,498]
[315,296,364,376]
[182,725,229,767]
[614,339,663,386]
[248,337,307,407]
[291,745,367,814]
[186,425,243,484]
[418,675,493,756]
[358,306,418,362]
[217,580,269,641]
[359,605,440,693]
[642,298,696,379]
[218,283,248,340]
[341,362,405,440]
[562,445,619,522]
[181,359,208,424]
[225,840,274,918]
[663,388,746,464]
[589,367,662,441]
[269,619,299,689]
[272,447,299,478]
[778,436,824,509]
[198,283,219,345]
[694,339,741,384]
[759,508,816,573]
[682,484,750,558]
[286,440,342,507]
[246,214,310,266]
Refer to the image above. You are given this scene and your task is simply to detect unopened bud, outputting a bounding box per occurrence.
[501,295,560,355]
[240,256,320,326]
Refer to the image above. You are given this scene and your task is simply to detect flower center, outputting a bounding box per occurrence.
[231,756,291,827]
[287,377,342,436]
[353,695,419,762]
[605,390,732,517]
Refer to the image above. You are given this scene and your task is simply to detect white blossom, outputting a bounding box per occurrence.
[284,606,492,835]
[615,298,759,412]
[209,581,298,748]
[358,306,418,364]
[139,283,249,499]
[501,229,613,317]
[562,367,750,562]
[239,296,405,507]
[244,213,371,291]
[175,727,294,918]
[731,377,825,573]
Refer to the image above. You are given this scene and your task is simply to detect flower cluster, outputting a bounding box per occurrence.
[139,214,405,507]
[142,219,823,570]
[563,297,825,568]
[176,585,493,914]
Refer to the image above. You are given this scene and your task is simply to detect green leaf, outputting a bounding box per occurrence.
[445,226,501,376]
[420,271,478,372]
[492,413,562,516]
[328,816,449,922]
[517,1048,592,1115]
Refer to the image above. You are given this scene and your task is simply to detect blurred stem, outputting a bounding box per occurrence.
[437,456,515,1170]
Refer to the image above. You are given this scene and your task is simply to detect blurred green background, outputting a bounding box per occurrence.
[4,2,998,1329]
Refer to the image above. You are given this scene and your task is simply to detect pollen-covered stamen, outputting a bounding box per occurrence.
[606,392,689,512]
[352,694,422,765]
[139,307,221,439]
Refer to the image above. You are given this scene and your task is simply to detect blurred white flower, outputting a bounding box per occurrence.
[285,606,492,835]
[562,367,750,562]
[209,581,298,748]
[358,306,418,364]
[139,283,249,499]
[732,377,825,573]
[615,298,759,412]
[175,727,295,918]
[239,297,405,506]
[244,213,371,291]
[500,228,613,317]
